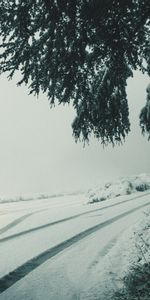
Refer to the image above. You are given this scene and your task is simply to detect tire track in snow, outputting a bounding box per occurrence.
[0,200,149,294]
[0,205,68,235]
[0,208,50,235]
[0,191,149,242]
[0,213,34,235]
[0,212,103,243]
[88,231,124,270]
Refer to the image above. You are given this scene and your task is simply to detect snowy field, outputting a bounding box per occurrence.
[0,186,150,299]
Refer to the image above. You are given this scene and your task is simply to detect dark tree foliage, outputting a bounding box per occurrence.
[0,0,150,145]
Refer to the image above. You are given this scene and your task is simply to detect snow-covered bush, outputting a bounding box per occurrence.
[114,211,150,300]
[88,174,150,204]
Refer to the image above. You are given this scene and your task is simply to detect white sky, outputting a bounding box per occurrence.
[0,71,149,198]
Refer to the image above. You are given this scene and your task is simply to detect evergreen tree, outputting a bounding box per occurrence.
[0,0,150,144]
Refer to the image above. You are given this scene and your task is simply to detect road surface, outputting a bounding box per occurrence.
[0,192,149,299]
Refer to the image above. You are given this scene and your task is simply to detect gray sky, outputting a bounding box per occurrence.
[0,71,150,197]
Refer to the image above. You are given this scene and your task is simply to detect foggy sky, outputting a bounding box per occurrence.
[0,71,149,198]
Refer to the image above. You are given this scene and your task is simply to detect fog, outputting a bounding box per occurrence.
[0,71,149,197]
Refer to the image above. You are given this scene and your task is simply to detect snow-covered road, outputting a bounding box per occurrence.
[0,192,150,299]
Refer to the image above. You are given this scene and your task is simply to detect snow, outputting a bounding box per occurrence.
[92,208,150,299]
[87,173,150,203]
[0,191,83,204]
[0,201,149,300]
[0,178,150,299]
[0,191,149,241]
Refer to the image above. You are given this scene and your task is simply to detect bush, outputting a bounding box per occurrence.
[115,262,150,300]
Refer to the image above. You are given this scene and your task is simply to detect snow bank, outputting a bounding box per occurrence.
[0,190,84,204]
[0,194,63,204]
[88,174,150,203]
